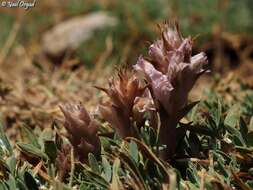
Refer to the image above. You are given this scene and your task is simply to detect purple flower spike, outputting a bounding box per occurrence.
[134,23,208,117]
[133,22,208,159]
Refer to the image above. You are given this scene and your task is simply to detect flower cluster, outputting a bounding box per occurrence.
[59,22,208,163]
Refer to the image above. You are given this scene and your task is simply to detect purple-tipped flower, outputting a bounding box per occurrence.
[59,102,100,161]
[133,22,208,159]
[134,23,208,118]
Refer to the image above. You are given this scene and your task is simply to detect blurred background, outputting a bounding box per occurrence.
[0,0,253,137]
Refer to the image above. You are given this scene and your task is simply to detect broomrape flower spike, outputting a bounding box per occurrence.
[60,22,208,162]
[96,67,156,138]
[133,21,208,159]
[134,22,208,117]
[59,102,100,161]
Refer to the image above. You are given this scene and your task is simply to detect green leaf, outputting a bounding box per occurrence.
[0,122,12,155]
[248,168,253,176]
[82,164,109,189]
[246,180,253,189]
[235,146,253,153]
[111,158,122,190]
[16,178,29,190]
[129,140,138,164]
[216,157,229,178]
[6,175,16,190]
[186,163,199,186]
[55,132,63,150]
[177,101,200,120]
[126,137,171,179]
[0,158,10,179]
[44,140,57,162]
[207,116,218,135]
[213,98,222,127]
[0,146,4,157]
[24,171,39,190]
[224,104,241,128]
[190,103,199,124]
[21,125,40,149]
[6,156,16,175]
[80,183,92,190]
[0,182,8,190]
[239,117,248,141]
[226,126,246,146]
[249,116,253,132]
[16,142,48,160]
[88,153,100,174]
[246,132,253,147]
[185,182,199,190]
[188,132,201,156]
[102,157,111,182]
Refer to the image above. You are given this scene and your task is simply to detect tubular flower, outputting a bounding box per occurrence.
[96,68,156,138]
[59,102,100,161]
[134,23,208,118]
[132,89,157,128]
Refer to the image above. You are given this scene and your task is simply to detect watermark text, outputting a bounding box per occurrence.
[1,0,36,10]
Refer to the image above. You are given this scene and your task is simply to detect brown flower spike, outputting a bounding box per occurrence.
[59,102,100,161]
[96,68,156,138]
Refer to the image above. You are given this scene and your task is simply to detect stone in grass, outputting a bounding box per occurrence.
[42,11,117,57]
